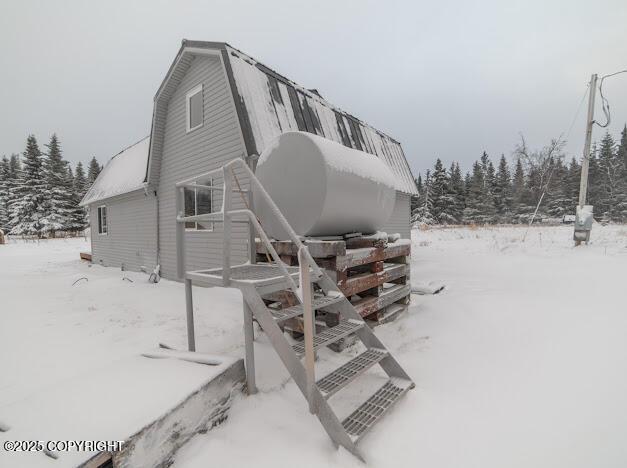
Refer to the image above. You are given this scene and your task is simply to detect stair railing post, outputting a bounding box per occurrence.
[175,186,186,279]
[247,190,256,265]
[185,278,196,351]
[298,246,316,414]
[243,299,257,394]
[222,167,232,286]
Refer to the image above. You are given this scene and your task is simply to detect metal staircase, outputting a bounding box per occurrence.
[175,157,414,460]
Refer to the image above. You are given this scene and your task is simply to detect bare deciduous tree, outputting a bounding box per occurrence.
[514,135,566,239]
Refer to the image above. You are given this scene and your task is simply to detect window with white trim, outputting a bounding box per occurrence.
[184,179,213,231]
[97,206,108,235]
[186,83,203,133]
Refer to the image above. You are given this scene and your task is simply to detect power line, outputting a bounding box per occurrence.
[561,83,590,143]
[594,69,627,128]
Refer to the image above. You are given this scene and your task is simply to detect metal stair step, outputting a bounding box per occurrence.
[292,319,363,357]
[317,348,389,399]
[270,294,344,322]
[341,378,413,442]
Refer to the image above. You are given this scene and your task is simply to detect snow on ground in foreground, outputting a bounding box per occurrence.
[0,237,244,467]
[173,224,627,468]
[0,238,243,408]
[1,225,627,468]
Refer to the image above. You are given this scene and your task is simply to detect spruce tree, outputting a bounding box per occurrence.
[9,135,46,236]
[463,171,471,202]
[449,162,465,222]
[411,170,435,225]
[74,161,88,200]
[545,158,570,218]
[566,158,581,208]
[463,161,485,223]
[5,155,21,231]
[430,159,456,224]
[596,132,624,222]
[618,124,627,171]
[615,125,627,221]
[493,155,512,222]
[67,165,87,232]
[87,156,102,184]
[41,134,74,236]
[0,157,9,232]
[411,175,422,215]
[511,158,530,220]
[483,160,498,223]
[466,152,497,224]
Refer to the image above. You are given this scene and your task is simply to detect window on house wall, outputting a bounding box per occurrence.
[184,179,213,231]
[186,84,203,133]
[97,206,108,235]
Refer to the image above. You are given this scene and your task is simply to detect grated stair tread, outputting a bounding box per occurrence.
[270,294,344,322]
[292,319,363,357]
[341,378,413,442]
[317,348,388,399]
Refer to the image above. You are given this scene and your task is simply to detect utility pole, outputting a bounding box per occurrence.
[574,73,597,245]
[578,74,598,207]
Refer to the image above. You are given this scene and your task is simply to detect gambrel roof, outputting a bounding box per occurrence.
[146,40,418,195]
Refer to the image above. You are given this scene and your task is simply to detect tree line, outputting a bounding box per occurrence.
[412,126,627,225]
[0,134,102,237]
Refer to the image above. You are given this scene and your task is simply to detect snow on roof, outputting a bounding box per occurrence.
[226,45,418,195]
[80,137,150,206]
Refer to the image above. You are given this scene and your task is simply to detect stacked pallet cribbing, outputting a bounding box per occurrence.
[256,234,411,328]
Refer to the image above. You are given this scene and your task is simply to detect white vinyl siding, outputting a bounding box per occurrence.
[90,191,158,272]
[157,54,249,280]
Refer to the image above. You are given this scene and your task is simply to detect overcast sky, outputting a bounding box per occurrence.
[1,0,626,177]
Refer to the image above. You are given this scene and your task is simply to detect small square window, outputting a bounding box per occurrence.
[98,206,108,235]
[184,179,213,231]
[186,84,203,133]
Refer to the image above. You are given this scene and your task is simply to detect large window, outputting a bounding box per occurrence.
[97,206,108,235]
[186,83,203,133]
[185,180,213,231]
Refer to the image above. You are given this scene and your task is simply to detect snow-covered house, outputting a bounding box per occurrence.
[81,40,418,279]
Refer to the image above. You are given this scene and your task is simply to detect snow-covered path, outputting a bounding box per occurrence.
[1,226,626,467]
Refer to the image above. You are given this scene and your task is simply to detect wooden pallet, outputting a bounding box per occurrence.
[80,252,92,261]
[257,235,411,327]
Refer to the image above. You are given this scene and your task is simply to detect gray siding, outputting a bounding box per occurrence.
[89,190,158,272]
[382,191,411,239]
[157,54,249,280]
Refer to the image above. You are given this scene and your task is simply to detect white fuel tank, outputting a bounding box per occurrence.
[253,131,397,239]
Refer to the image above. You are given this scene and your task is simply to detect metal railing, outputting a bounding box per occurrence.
[174,157,322,408]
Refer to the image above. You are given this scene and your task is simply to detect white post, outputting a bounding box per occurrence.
[185,278,195,351]
[175,187,186,279]
[299,247,315,414]
[243,301,257,394]
[222,168,232,285]
[248,190,256,264]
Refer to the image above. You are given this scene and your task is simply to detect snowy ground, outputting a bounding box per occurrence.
[1,225,627,467]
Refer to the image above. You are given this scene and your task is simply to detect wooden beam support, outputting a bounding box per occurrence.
[338,263,409,297]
